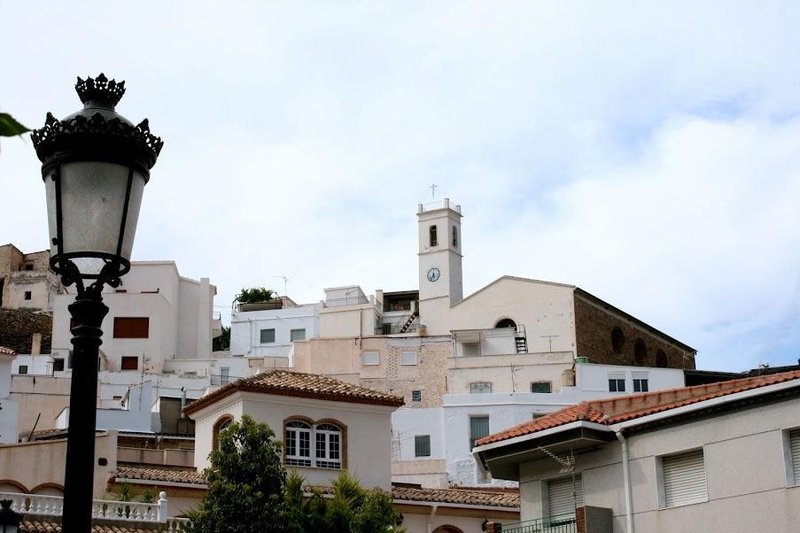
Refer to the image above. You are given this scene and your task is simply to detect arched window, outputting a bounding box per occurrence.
[656,349,668,368]
[429,225,438,246]
[212,415,234,452]
[495,318,516,329]
[634,338,647,365]
[285,418,344,469]
[611,327,625,353]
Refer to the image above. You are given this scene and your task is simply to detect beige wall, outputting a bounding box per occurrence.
[0,430,117,497]
[444,278,578,354]
[293,335,451,406]
[11,375,72,435]
[190,391,397,490]
[517,397,800,532]
[319,303,380,338]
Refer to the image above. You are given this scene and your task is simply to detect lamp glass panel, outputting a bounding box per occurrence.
[58,162,145,275]
[44,170,59,258]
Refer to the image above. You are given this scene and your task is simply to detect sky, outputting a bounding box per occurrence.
[2,1,800,372]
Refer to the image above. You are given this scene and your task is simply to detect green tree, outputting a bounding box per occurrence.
[212,325,230,351]
[285,471,403,533]
[185,415,288,532]
[235,287,275,304]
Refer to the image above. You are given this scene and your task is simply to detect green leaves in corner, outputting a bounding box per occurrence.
[0,113,30,137]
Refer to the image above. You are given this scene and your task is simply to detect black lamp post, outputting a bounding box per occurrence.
[0,499,21,533]
[31,74,162,532]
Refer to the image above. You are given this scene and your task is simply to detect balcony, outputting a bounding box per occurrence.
[499,513,576,533]
[0,490,188,531]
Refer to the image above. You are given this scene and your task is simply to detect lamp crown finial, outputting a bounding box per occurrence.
[75,73,126,108]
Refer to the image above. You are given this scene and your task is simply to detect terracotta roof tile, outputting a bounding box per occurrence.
[184,369,405,415]
[478,369,800,446]
[20,521,165,533]
[391,486,519,508]
[114,464,206,486]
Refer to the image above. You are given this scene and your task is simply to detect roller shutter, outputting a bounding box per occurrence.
[663,449,707,507]
[547,474,583,517]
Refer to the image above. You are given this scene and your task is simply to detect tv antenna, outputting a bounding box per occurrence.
[273,274,295,296]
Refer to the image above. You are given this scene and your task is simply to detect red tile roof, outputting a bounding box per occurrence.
[20,521,166,533]
[110,464,518,509]
[183,369,404,416]
[392,485,519,508]
[114,464,206,486]
[478,369,800,446]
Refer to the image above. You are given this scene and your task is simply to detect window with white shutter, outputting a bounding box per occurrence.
[789,428,800,485]
[661,449,707,508]
[547,475,583,518]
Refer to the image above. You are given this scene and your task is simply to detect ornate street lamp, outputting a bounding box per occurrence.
[31,74,162,532]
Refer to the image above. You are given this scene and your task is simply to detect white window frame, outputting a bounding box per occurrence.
[632,372,649,392]
[362,351,379,366]
[285,420,342,470]
[608,373,626,392]
[400,351,417,366]
[657,449,708,508]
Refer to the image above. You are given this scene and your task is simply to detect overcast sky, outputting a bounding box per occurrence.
[3,2,799,372]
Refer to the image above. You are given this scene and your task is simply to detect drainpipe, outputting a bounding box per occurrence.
[616,430,635,533]
[427,504,438,533]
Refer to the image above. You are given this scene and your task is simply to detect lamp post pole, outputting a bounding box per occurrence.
[31,74,162,532]
[62,292,108,531]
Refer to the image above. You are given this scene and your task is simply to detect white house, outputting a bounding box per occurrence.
[230,296,320,361]
[392,362,686,488]
[51,261,221,374]
[184,369,405,490]
[0,346,19,443]
[474,369,800,533]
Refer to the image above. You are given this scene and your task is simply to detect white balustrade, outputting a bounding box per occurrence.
[0,490,171,523]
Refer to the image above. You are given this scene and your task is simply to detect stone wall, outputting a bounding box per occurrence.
[0,309,52,354]
[573,293,695,370]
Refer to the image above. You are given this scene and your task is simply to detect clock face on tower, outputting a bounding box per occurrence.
[427,267,441,282]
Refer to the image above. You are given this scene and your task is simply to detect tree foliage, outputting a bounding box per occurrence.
[185,416,403,532]
[0,113,29,137]
[212,325,230,352]
[235,287,276,304]
[285,471,403,533]
[185,415,288,532]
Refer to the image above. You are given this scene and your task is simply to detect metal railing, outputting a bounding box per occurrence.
[499,513,577,533]
[210,373,244,386]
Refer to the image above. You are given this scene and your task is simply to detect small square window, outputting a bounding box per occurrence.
[290,328,306,342]
[660,449,707,507]
[260,328,275,344]
[414,435,431,457]
[24,264,33,271]
[531,381,552,393]
[633,378,649,392]
[362,351,379,366]
[121,356,139,371]
[400,351,417,366]
[18,365,28,375]
[609,376,626,392]
[52,358,65,372]
[24,291,32,301]
[411,390,422,402]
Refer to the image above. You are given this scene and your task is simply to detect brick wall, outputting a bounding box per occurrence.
[574,294,695,370]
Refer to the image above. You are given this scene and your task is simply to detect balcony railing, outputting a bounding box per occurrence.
[0,491,189,530]
[499,513,577,533]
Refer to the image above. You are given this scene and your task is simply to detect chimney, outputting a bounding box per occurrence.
[31,333,42,356]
